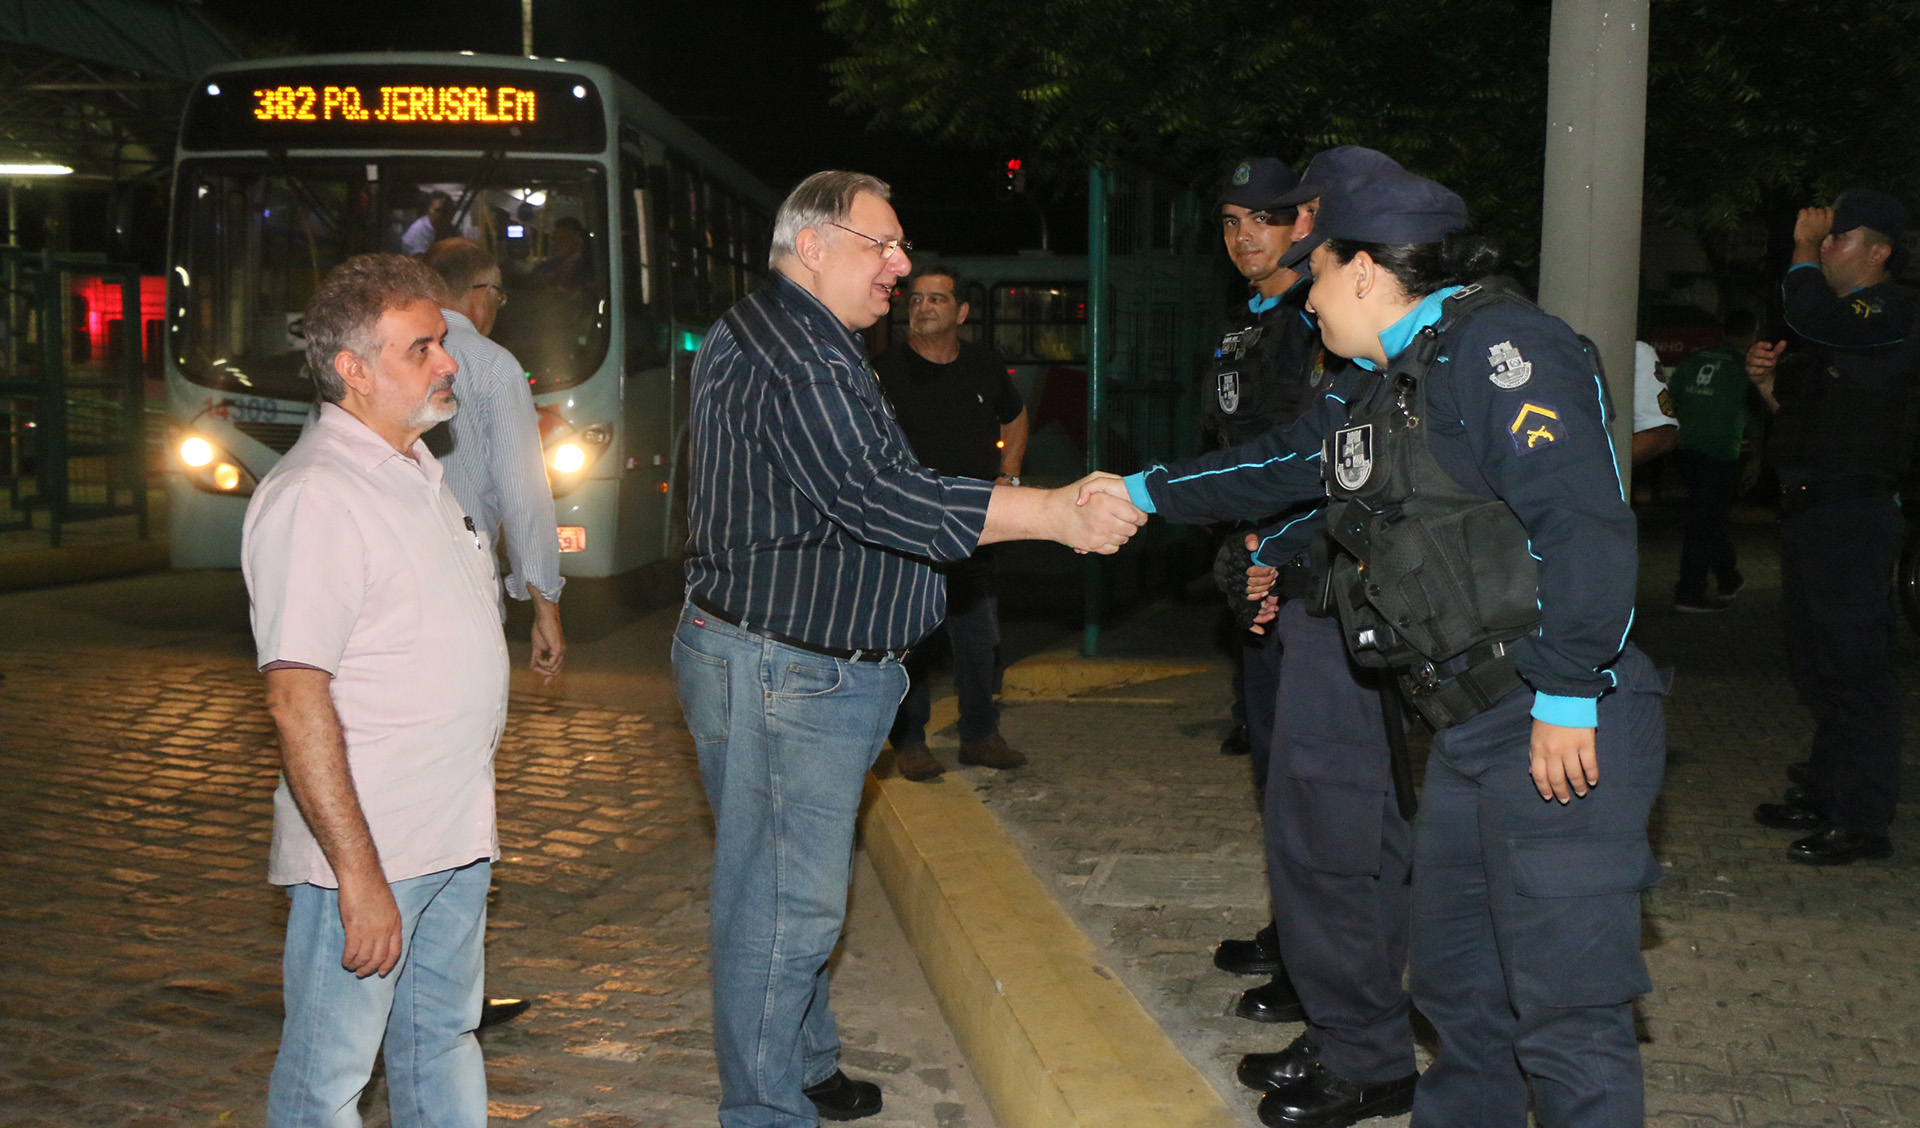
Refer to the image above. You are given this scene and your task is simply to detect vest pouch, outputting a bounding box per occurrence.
[1329,553,1420,669]
[1357,500,1540,662]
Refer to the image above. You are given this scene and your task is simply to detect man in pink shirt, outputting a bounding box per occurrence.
[243,254,509,1126]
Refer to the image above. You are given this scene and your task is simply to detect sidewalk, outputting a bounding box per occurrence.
[895,506,1918,1127]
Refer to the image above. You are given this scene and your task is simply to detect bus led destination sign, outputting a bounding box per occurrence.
[183,64,603,152]
[253,84,539,125]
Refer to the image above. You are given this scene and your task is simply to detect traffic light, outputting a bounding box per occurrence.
[1000,157,1026,200]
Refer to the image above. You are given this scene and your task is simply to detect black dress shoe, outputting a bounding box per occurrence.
[1754,797,1827,831]
[1238,1032,1321,1092]
[1788,828,1893,866]
[803,1069,882,1121]
[1215,920,1284,976]
[1235,976,1307,1024]
[478,997,531,1027]
[1257,1064,1418,1128]
[1785,760,1811,786]
[1222,723,1252,756]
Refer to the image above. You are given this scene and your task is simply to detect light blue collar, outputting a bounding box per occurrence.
[1353,285,1463,371]
[1248,292,1281,315]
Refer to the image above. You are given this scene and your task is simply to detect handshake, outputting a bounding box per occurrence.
[984,472,1150,555]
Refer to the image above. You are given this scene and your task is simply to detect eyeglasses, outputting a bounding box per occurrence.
[471,281,508,305]
[829,222,912,261]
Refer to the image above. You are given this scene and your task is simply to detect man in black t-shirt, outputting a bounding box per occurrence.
[875,264,1028,781]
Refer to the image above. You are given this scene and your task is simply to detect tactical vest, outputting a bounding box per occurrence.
[1204,296,1323,448]
[1317,282,1590,723]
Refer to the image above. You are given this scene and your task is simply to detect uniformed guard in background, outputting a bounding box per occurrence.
[1747,189,1920,866]
[1110,165,1667,1128]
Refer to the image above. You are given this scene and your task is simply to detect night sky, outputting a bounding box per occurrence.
[199,0,1077,255]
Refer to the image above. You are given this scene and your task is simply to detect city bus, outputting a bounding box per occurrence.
[164,52,777,576]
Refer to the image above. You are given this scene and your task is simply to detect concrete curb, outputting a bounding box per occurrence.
[0,540,168,593]
[860,655,1238,1128]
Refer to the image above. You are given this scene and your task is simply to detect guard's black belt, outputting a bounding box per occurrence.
[688,592,910,663]
[1399,641,1525,730]
[1779,477,1893,517]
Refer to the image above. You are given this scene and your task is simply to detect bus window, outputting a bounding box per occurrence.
[382,165,610,393]
[991,283,1087,363]
[173,163,363,402]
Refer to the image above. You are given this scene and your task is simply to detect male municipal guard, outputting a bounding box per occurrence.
[1749,189,1920,865]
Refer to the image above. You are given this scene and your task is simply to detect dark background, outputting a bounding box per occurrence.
[198,0,1082,256]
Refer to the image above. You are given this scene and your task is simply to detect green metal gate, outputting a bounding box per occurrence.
[1082,164,1216,654]
[0,249,150,547]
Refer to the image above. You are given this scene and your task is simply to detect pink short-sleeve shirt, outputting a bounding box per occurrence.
[243,403,510,887]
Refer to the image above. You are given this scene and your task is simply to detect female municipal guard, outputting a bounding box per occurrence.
[1117,168,1666,1128]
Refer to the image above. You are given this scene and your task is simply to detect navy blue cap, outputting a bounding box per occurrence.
[1217,158,1300,211]
[1831,188,1909,238]
[1279,169,1468,271]
[1272,146,1404,209]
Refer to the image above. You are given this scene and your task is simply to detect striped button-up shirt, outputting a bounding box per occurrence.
[436,308,564,606]
[684,274,994,650]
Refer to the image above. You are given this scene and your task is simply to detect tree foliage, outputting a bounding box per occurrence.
[822,0,1920,266]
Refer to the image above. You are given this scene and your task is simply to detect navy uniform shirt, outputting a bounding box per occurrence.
[1770,264,1920,488]
[684,274,994,650]
[1124,284,1636,723]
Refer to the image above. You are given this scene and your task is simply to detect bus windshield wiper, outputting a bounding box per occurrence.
[263,149,339,233]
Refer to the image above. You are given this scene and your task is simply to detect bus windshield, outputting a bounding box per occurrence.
[172,158,609,402]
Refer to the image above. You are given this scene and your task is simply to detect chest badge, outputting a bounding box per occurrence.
[1487,340,1533,389]
[1217,369,1242,413]
[1333,424,1374,490]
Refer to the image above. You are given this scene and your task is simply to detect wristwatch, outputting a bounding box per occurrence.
[1004,476,1020,486]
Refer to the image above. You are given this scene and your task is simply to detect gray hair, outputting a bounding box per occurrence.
[422,237,496,301]
[303,254,445,403]
[768,170,891,267]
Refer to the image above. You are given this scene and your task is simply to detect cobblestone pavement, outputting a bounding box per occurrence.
[962,511,1920,1128]
[0,574,995,1128]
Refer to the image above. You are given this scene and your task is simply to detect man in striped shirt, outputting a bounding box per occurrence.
[674,170,1143,1127]
[424,238,566,684]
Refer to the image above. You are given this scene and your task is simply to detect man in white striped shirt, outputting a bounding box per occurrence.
[424,239,566,682]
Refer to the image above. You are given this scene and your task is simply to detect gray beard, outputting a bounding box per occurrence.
[408,391,458,430]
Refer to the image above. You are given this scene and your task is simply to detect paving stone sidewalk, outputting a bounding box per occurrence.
[0,633,991,1128]
[958,512,1920,1128]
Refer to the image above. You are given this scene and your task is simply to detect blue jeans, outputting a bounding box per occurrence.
[672,604,908,1128]
[267,860,491,1128]
[891,551,1001,746]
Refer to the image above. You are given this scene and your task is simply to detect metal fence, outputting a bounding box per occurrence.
[1082,164,1218,654]
[0,249,151,547]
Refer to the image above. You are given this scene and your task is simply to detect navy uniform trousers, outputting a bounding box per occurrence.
[1778,494,1904,835]
[1409,643,1667,1128]
[1264,599,1414,1082]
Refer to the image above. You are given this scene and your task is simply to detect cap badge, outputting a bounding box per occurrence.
[1232,163,1252,186]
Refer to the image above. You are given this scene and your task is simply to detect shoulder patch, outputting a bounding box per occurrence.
[1508,402,1565,454]
[1487,340,1532,389]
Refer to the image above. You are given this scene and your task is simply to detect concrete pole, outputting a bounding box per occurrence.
[1536,0,1650,483]
[522,0,534,57]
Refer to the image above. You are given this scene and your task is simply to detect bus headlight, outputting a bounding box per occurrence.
[176,434,258,497]
[545,423,611,496]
